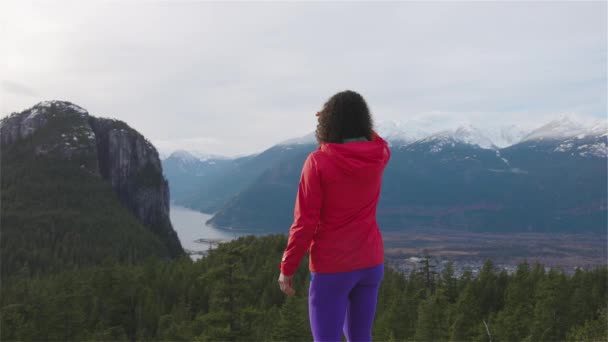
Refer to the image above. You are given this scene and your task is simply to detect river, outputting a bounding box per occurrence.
[169,205,254,260]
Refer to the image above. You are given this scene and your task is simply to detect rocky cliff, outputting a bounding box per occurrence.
[0,100,183,257]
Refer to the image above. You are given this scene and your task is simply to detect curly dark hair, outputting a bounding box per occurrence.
[315,90,374,144]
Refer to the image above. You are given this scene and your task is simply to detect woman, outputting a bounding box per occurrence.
[278,90,391,342]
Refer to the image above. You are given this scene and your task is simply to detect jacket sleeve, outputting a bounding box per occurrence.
[279,153,322,276]
[372,130,391,165]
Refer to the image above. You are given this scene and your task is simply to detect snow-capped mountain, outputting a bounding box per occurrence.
[522,116,607,142]
[401,127,487,153]
[375,117,531,150]
[277,116,606,155]
[484,125,529,148]
[277,119,533,151]
[169,150,200,164]
[445,125,496,149]
[164,150,231,176]
[166,149,229,163]
[375,120,432,145]
[517,116,608,158]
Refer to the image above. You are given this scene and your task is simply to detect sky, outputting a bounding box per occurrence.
[1,1,606,157]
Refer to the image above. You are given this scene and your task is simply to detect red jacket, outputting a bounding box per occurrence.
[280,132,391,276]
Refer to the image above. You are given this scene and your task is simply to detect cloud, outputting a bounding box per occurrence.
[0,1,605,155]
[1,81,38,97]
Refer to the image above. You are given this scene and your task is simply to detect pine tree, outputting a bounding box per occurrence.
[414,289,450,341]
[566,307,608,342]
[272,295,312,341]
[197,245,252,341]
[492,260,535,341]
[530,268,570,341]
[417,250,438,294]
[439,260,458,303]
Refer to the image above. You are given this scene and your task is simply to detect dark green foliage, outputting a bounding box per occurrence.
[1,235,606,342]
[414,289,450,341]
[0,152,172,278]
[272,295,312,342]
[566,308,608,342]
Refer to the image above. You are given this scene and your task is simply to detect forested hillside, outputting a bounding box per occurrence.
[1,101,184,278]
[2,235,606,341]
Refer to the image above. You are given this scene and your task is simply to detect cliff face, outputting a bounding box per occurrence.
[1,100,183,257]
[88,117,182,256]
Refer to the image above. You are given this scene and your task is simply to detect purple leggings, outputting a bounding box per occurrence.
[308,263,384,342]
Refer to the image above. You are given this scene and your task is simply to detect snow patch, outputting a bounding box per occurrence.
[554,142,574,152]
[25,108,42,121]
[579,142,608,158]
[66,104,87,115]
[425,137,456,153]
[495,150,511,167]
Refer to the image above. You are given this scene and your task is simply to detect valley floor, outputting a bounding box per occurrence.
[382,230,607,276]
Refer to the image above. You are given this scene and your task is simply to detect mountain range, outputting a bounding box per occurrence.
[1,99,605,278]
[163,115,607,234]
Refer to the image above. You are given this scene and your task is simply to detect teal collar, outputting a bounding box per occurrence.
[343,136,369,143]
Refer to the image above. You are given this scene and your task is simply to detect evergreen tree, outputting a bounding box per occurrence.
[530,268,571,341]
[272,295,312,341]
[417,250,438,294]
[566,307,608,342]
[414,289,450,341]
[439,260,459,303]
[492,260,536,341]
[198,245,253,341]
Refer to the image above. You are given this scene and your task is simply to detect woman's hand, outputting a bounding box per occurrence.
[278,273,295,296]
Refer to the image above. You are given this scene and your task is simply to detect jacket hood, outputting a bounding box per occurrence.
[319,132,390,177]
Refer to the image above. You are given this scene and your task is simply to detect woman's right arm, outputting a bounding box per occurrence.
[279,153,323,277]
